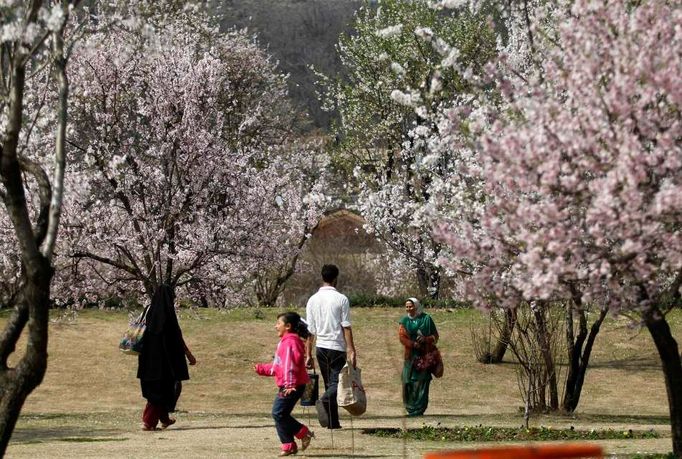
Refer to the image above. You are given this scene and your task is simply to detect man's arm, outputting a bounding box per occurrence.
[305,300,315,369]
[343,326,356,368]
[305,334,316,369]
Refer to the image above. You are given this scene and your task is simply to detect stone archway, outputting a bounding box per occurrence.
[281,208,386,306]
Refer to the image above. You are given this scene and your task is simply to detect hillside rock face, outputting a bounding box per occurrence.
[206,0,363,129]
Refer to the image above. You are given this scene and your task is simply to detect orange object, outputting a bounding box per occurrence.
[423,443,603,459]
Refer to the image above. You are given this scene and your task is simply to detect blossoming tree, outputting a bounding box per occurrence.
[321,0,496,298]
[438,0,682,451]
[249,140,333,307]
[57,10,304,304]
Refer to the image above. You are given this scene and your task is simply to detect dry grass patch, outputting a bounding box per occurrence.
[1,307,679,458]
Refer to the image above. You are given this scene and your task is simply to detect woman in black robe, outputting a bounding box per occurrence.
[138,284,196,430]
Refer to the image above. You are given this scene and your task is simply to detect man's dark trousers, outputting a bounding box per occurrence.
[316,347,346,428]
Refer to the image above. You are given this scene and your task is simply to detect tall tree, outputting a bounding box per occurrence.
[438,0,682,450]
[250,140,333,307]
[0,0,77,453]
[56,10,302,303]
[320,0,496,298]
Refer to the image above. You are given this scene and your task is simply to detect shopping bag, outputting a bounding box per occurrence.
[119,306,149,355]
[337,363,366,416]
[413,348,444,378]
[300,370,319,407]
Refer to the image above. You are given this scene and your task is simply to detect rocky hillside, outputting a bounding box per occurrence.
[205,0,364,129]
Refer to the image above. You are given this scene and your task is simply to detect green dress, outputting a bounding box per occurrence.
[399,313,438,416]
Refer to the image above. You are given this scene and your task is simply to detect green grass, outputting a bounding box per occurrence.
[363,425,661,442]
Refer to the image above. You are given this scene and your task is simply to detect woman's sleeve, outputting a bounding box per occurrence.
[427,316,439,344]
[398,324,414,349]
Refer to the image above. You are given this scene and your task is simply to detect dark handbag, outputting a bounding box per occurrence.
[300,370,319,406]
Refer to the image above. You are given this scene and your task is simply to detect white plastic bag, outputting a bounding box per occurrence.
[337,363,366,416]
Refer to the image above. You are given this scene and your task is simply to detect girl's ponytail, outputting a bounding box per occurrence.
[278,311,310,339]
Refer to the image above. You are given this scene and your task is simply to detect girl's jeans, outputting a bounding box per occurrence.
[272,384,307,444]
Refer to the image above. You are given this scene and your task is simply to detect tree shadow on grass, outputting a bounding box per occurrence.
[11,426,123,445]
[586,356,661,371]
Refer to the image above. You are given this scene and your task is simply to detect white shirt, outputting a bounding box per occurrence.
[306,286,351,352]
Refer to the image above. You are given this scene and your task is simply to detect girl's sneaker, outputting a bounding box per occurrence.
[280,442,297,456]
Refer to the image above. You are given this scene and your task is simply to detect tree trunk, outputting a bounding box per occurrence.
[0,2,71,453]
[644,306,682,457]
[0,260,52,455]
[562,307,607,412]
[491,308,516,363]
[416,265,441,300]
[533,302,559,411]
[478,308,517,364]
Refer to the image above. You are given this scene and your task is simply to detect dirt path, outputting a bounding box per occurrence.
[7,409,674,458]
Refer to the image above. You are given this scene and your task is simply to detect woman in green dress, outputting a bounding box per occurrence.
[398,297,439,416]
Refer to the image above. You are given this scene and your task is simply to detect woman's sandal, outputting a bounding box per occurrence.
[161,418,176,429]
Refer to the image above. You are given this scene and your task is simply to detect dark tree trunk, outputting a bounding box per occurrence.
[479,308,517,364]
[0,1,72,453]
[416,265,441,300]
[533,302,559,411]
[562,305,607,413]
[0,260,52,455]
[491,308,516,363]
[644,306,682,457]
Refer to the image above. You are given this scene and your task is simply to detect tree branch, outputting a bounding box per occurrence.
[16,156,51,245]
[0,295,28,370]
[40,3,70,261]
[71,251,140,279]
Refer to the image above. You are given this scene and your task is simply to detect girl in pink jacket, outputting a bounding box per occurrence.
[254,312,314,456]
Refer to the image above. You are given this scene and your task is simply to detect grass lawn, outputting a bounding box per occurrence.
[3,307,680,458]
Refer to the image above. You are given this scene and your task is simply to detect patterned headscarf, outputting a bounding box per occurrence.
[406,297,423,318]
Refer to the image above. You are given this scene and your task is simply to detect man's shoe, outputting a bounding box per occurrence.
[315,400,329,428]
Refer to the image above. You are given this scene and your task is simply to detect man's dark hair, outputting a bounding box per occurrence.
[321,264,339,283]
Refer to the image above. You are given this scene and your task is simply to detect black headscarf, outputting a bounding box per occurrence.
[137,284,189,383]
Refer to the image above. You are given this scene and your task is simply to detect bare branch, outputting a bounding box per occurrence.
[72,251,140,278]
[17,155,51,244]
[40,4,70,261]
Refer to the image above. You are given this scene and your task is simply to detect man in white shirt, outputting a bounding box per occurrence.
[305,264,357,429]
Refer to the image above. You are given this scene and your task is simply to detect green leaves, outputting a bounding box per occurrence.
[364,425,660,442]
[322,0,496,158]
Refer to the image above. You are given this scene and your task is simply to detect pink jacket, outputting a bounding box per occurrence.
[255,332,310,389]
